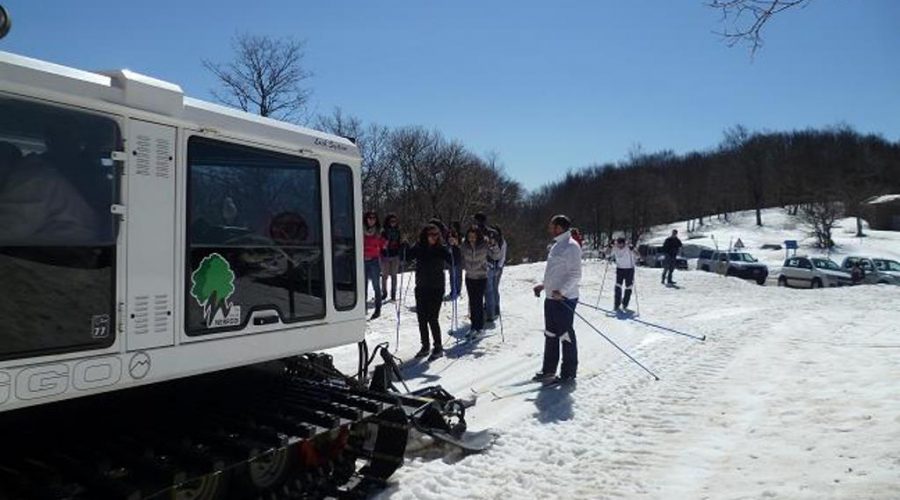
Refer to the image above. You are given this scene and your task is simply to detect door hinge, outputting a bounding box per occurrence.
[110,204,127,219]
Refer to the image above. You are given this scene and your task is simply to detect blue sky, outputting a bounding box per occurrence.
[3,1,898,190]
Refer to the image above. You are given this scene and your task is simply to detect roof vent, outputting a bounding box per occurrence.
[102,69,184,117]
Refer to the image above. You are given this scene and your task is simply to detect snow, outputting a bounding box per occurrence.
[647,208,900,276]
[866,194,900,205]
[325,209,900,499]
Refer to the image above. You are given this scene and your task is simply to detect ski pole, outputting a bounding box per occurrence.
[633,272,640,317]
[562,301,660,381]
[455,297,461,347]
[401,257,413,311]
[494,265,505,342]
[596,257,610,307]
[577,300,706,341]
[394,251,404,352]
[450,247,458,335]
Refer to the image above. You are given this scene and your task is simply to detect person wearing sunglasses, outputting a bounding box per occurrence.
[405,223,453,360]
[363,211,386,320]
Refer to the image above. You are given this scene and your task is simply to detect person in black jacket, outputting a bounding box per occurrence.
[661,229,683,285]
[405,223,452,360]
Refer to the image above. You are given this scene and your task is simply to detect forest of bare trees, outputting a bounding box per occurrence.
[314,102,900,263]
[520,126,900,258]
[314,107,530,257]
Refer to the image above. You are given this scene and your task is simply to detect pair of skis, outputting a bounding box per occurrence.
[484,378,574,401]
[472,370,601,401]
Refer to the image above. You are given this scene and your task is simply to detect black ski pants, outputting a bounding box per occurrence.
[614,267,635,309]
[415,286,444,350]
[541,298,578,378]
[661,255,676,284]
[465,277,487,331]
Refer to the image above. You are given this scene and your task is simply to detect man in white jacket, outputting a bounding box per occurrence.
[609,237,641,312]
[532,215,582,383]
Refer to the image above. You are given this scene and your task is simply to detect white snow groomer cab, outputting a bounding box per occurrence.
[0,13,489,499]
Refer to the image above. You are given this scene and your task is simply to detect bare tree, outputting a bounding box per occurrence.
[722,125,769,226]
[798,201,842,248]
[708,0,812,55]
[204,34,312,122]
[359,123,393,213]
[314,107,362,139]
[315,108,396,214]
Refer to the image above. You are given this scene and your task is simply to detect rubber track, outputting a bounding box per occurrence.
[0,365,410,499]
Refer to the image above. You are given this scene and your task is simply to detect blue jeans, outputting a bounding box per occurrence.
[449,263,463,300]
[485,266,502,319]
[364,258,382,311]
[541,298,578,378]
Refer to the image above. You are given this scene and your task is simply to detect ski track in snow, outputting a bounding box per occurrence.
[324,214,900,500]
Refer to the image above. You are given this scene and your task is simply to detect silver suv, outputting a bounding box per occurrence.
[698,250,768,285]
[840,256,900,285]
[778,256,852,288]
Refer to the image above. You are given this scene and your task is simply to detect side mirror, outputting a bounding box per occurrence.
[0,6,10,40]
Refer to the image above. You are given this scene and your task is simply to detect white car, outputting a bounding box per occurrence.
[778,256,853,288]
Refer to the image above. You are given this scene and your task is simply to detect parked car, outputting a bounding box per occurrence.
[873,258,900,280]
[680,243,709,259]
[696,249,715,272]
[699,250,768,285]
[637,245,688,269]
[778,256,853,288]
[840,256,900,285]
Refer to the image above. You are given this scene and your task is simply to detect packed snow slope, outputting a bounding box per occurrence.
[327,264,899,499]
[324,210,899,499]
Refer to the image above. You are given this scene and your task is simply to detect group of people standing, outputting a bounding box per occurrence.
[362,211,677,385]
[362,211,508,361]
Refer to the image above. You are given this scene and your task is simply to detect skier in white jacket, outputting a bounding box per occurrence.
[532,215,582,383]
[609,237,641,312]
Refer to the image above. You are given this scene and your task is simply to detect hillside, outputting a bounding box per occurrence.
[644,208,900,275]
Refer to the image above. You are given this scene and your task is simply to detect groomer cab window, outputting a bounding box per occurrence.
[186,137,324,335]
[329,164,357,311]
[0,96,119,360]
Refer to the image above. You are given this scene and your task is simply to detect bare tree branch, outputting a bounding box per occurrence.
[203,34,312,122]
[708,0,812,56]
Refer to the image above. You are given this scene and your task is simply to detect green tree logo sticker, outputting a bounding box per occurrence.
[190,253,237,327]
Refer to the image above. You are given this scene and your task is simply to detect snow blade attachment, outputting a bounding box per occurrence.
[415,428,498,453]
[367,344,497,454]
